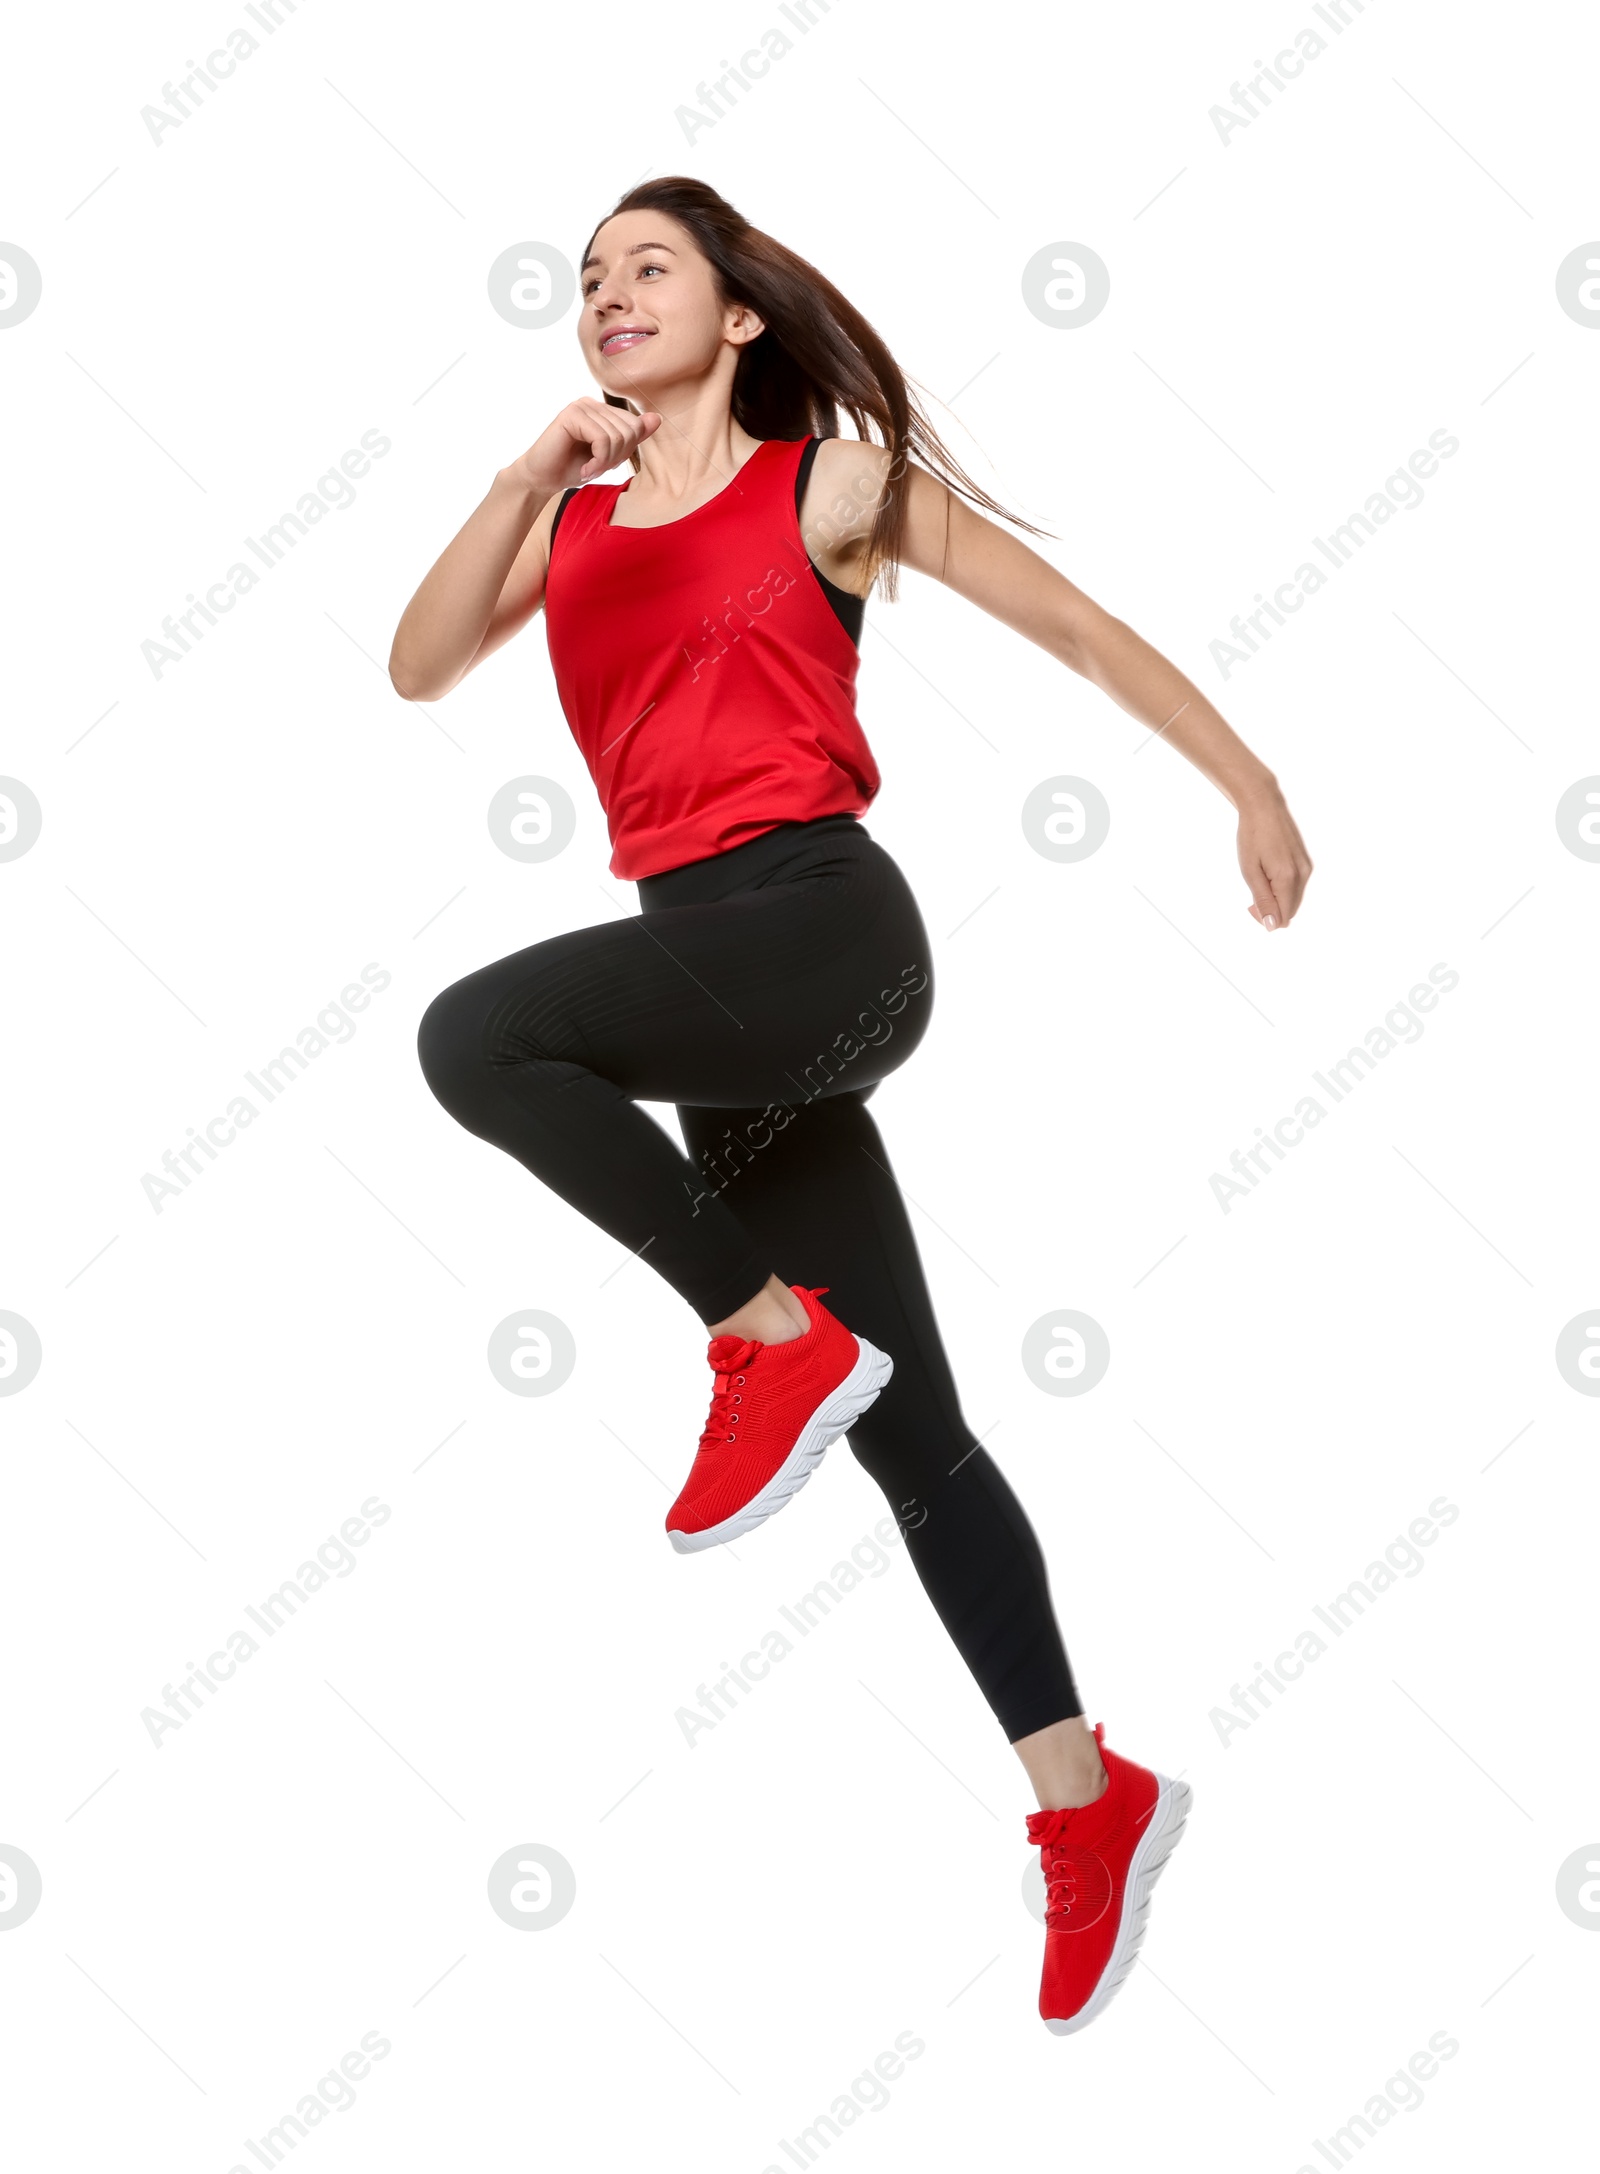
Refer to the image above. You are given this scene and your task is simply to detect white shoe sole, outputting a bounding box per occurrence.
[1043,1771,1193,2036]
[668,1336,893,1554]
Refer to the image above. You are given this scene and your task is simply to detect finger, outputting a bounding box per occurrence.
[1245,867,1281,930]
[606,402,654,448]
[579,406,656,476]
[582,396,652,446]
[576,416,633,478]
[1268,856,1309,924]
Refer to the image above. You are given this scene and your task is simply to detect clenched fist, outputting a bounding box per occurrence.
[508,398,663,497]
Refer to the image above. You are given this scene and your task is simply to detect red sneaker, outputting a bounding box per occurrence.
[666,1286,892,1553]
[1025,1723,1192,2034]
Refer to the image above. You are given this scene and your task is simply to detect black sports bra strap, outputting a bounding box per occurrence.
[794,437,865,648]
[549,485,579,553]
[794,434,824,509]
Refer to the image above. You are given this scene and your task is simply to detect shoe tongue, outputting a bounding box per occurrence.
[707,1334,760,1369]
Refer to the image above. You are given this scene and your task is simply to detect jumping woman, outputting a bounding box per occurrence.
[390,176,1312,2034]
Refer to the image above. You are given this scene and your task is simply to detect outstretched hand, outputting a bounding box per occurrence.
[1237,792,1313,930]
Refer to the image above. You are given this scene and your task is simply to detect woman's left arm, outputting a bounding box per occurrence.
[813,444,1313,931]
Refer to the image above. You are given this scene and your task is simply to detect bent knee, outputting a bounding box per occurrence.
[416,978,494,1110]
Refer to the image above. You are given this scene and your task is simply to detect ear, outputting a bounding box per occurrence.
[725,301,767,347]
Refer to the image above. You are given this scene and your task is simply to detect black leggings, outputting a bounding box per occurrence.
[416,814,1081,1742]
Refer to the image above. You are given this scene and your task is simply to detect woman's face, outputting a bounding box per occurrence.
[578,210,762,400]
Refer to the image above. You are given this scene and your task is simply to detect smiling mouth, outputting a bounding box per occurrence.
[600,328,655,355]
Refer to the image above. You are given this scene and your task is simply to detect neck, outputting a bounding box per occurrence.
[625,386,760,503]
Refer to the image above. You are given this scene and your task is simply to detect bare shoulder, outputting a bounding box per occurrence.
[808,434,894,507]
[798,437,894,596]
[798,439,992,596]
[796,437,1076,649]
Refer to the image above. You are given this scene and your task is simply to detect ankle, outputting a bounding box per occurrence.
[707,1277,809,1347]
[1043,1758,1109,1813]
[1014,1716,1110,1812]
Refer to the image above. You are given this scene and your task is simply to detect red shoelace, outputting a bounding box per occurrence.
[699,1337,760,1452]
[1042,1844,1082,1925]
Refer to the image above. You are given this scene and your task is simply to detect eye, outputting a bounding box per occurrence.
[584,260,664,296]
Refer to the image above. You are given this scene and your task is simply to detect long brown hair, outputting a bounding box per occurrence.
[580,176,1049,599]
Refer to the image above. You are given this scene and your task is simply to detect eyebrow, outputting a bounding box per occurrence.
[581,239,678,274]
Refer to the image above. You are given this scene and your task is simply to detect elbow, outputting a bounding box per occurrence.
[388,649,443,704]
[390,627,477,702]
[387,640,418,701]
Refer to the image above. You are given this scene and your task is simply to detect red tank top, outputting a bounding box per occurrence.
[542,435,881,880]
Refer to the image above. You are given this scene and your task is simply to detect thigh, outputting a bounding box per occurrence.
[470,856,935,1111]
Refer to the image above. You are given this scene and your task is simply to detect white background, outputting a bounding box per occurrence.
[3,0,1597,2166]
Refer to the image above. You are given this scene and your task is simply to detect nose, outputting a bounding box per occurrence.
[587,273,628,321]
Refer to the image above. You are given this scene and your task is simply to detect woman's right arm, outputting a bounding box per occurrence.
[387,398,660,703]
